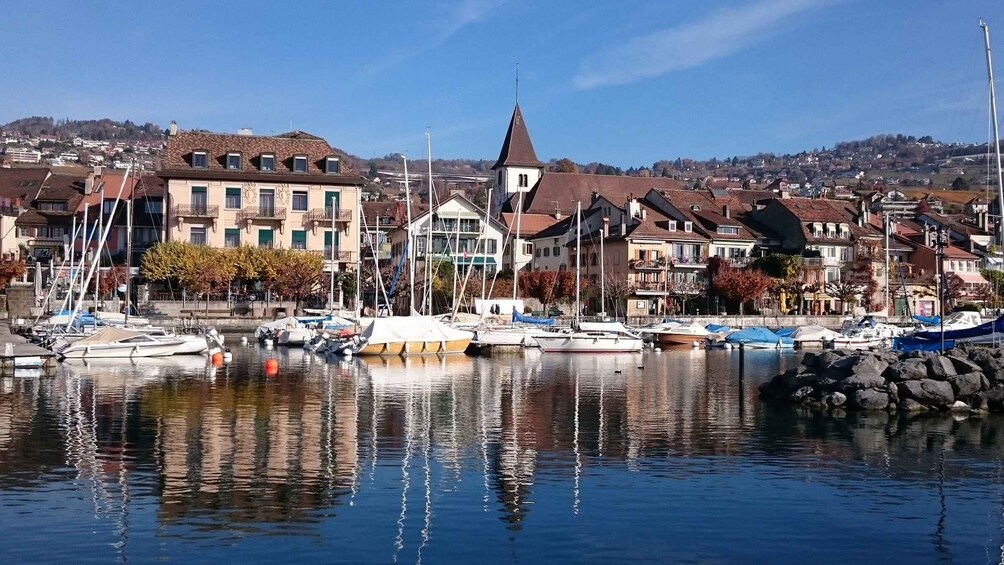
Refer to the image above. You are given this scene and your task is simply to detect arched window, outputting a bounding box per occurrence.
[518,174,528,187]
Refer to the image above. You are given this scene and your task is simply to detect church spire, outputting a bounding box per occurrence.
[491,104,542,170]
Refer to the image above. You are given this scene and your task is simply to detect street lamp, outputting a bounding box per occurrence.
[928,224,949,352]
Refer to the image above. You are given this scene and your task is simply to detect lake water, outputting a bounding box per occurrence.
[2,345,1004,563]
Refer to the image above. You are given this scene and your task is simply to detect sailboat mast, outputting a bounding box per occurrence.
[982,19,1004,247]
[575,201,581,325]
[512,189,524,302]
[68,214,76,313]
[403,155,415,315]
[124,166,133,325]
[426,131,435,314]
[600,217,606,317]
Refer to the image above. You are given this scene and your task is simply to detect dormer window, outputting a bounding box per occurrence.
[325,157,340,174]
[690,205,701,212]
[826,223,836,237]
[813,222,823,237]
[717,226,739,235]
[839,223,849,238]
[260,154,276,172]
[684,221,693,233]
[668,221,677,232]
[293,155,308,173]
[192,151,208,169]
[226,152,242,170]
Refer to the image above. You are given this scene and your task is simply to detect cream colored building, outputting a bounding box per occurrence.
[160,127,365,270]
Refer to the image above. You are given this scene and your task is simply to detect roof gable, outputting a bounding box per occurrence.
[491,104,542,170]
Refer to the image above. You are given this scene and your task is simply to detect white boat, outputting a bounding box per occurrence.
[790,325,841,348]
[535,321,644,353]
[831,318,902,349]
[473,326,555,349]
[913,311,983,334]
[138,327,210,354]
[276,327,314,346]
[55,327,184,359]
[350,316,473,356]
[642,321,710,346]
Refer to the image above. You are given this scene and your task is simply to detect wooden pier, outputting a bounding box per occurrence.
[0,321,57,373]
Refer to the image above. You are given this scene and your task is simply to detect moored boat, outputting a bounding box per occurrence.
[351,316,473,356]
[55,327,184,359]
[725,327,794,349]
[535,321,644,353]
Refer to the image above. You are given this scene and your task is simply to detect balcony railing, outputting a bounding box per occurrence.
[174,204,219,218]
[629,258,667,270]
[237,206,286,222]
[670,255,708,266]
[305,207,352,223]
[322,247,354,262]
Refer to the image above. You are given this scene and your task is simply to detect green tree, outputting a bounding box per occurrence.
[951,176,970,190]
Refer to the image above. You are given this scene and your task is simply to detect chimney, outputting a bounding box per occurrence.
[590,190,599,204]
[603,217,610,238]
[858,199,870,224]
[84,174,94,195]
[722,204,730,219]
[640,209,647,221]
[168,121,178,136]
[554,207,562,221]
[620,222,627,236]
[237,127,253,136]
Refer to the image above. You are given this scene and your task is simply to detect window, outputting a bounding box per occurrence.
[839,247,852,261]
[291,230,307,250]
[293,155,308,173]
[813,223,823,237]
[518,174,528,187]
[325,157,340,174]
[225,187,242,209]
[324,230,339,256]
[839,223,849,238]
[543,248,550,257]
[192,151,208,168]
[258,229,274,248]
[227,153,242,170]
[191,186,208,213]
[535,248,542,258]
[190,226,207,245]
[292,191,308,212]
[684,221,692,232]
[825,268,840,283]
[522,242,532,255]
[38,201,66,212]
[668,221,677,232]
[486,239,497,254]
[17,226,33,237]
[144,200,164,214]
[103,200,115,214]
[715,246,726,257]
[224,228,240,248]
[260,154,276,172]
[497,170,503,185]
[717,226,739,235]
[826,223,836,237]
[552,246,560,256]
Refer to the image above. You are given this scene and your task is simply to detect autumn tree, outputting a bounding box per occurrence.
[178,247,235,312]
[518,270,580,314]
[141,241,203,292]
[712,265,772,315]
[0,257,26,290]
[825,281,863,314]
[98,264,130,297]
[551,158,579,173]
[261,249,324,315]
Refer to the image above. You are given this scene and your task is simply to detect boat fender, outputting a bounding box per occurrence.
[222,350,233,363]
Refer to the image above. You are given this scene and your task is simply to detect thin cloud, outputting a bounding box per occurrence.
[573,0,832,90]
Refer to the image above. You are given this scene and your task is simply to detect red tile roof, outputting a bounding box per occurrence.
[517,173,685,215]
[492,104,542,170]
[500,212,558,238]
[0,167,48,205]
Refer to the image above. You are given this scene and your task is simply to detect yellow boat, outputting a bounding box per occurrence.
[353,316,473,357]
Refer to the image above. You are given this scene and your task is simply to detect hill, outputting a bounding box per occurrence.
[1,116,164,143]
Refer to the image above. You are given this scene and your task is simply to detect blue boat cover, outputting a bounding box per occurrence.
[913,315,940,325]
[725,326,794,346]
[512,308,556,326]
[911,314,1004,342]
[705,323,730,333]
[894,337,954,352]
[773,327,796,338]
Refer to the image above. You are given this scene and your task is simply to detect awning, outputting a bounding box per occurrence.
[456,256,496,266]
[951,272,988,285]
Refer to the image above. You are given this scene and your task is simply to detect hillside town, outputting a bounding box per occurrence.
[0,104,1000,322]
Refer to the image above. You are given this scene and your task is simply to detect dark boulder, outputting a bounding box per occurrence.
[897,379,955,407]
[897,398,929,412]
[948,356,982,375]
[801,352,821,368]
[886,382,899,404]
[789,386,815,403]
[849,355,889,378]
[837,374,887,392]
[948,372,983,398]
[818,350,847,368]
[985,387,1004,410]
[783,369,819,391]
[824,392,847,407]
[926,357,958,380]
[886,360,928,382]
[852,389,890,410]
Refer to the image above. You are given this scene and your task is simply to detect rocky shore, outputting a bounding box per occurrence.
[759,346,1004,413]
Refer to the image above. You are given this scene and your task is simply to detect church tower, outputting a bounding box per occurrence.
[491,104,544,214]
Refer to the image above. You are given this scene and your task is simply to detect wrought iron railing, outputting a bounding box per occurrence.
[174,204,219,218]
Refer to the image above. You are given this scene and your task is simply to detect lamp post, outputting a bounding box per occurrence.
[929,224,948,352]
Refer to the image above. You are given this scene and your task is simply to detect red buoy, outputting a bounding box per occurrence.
[265,358,279,376]
[211,352,224,366]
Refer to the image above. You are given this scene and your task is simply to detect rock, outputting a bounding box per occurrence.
[801,352,821,368]
[926,356,958,380]
[758,377,788,400]
[905,350,933,360]
[897,379,955,407]
[968,391,989,412]
[982,374,991,391]
[988,368,1004,386]
[948,356,982,375]
[783,369,819,391]
[886,360,928,381]
[986,387,1004,410]
[825,391,847,407]
[945,347,968,360]
[874,350,901,365]
[948,372,983,398]
[818,350,847,368]
[852,388,890,410]
[850,355,889,378]
[886,382,899,404]
[837,373,887,392]
[897,398,929,412]
[789,386,815,403]
[950,400,971,411]
[813,376,840,392]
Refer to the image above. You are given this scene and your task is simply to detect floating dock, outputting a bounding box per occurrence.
[0,321,57,373]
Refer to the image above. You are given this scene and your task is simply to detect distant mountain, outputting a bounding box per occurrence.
[1,116,164,144]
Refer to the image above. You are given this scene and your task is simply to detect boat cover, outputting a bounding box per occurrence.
[894,337,955,352]
[774,328,796,338]
[512,308,556,326]
[705,323,731,334]
[726,326,794,346]
[360,316,473,345]
[72,327,146,346]
[255,316,304,338]
[914,315,940,325]
[577,321,634,334]
[790,325,840,342]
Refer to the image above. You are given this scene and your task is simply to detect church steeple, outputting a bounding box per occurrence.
[492,104,542,170]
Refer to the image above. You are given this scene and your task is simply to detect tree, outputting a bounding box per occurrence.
[711,265,772,315]
[0,257,26,290]
[551,158,578,173]
[98,264,130,297]
[141,241,202,285]
[260,249,324,315]
[751,254,801,279]
[178,247,235,312]
[951,176,970,190]
[825,281,863,313]
[518,270,579,314]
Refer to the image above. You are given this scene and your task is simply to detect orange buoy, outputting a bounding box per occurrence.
[265,358,279,376]
[211,352,224,365]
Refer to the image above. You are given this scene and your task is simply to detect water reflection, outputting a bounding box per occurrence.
[1,347,1004,562]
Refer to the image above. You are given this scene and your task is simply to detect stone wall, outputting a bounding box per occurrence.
[6,283,35,319]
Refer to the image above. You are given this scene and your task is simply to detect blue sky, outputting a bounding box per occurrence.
[0,0,1000,167]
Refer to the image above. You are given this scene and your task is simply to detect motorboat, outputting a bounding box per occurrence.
[349,316,473,356]
[470,308,559,350]
[790,325,841,348]
[535,321,644,353]
[139,327,210,354]
[703,323,734,348]
[832,316,902,349]
[912,311,982,334]
[642,320,710,346]
[725,327,794,349]
[54,327,184,359]
[895,314,1004,350]
[276,327,314,346]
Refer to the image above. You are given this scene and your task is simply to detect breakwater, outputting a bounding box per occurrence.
[759,346,1004,412]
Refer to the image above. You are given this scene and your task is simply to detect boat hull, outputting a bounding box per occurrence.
[535,334,643,353]
[59,341,182,359]
[356,338,472,356]
[654,332,705,346]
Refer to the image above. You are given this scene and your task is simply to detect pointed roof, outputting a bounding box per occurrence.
[492,104,542,170]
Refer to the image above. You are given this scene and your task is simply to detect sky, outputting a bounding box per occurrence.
[0,0,1001,167]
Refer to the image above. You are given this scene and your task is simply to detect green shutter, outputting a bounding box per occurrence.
[258,229,274,248]
[292,230,307,249]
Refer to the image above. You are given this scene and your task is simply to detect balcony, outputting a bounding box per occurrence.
[629,258,668,270]
[323,247,355,262]
[669,255,708,267]
[305,207,352,224]
[237,206,287,222]
[174,204,219,219]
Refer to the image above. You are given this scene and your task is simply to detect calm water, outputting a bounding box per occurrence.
[2,345,1004,563]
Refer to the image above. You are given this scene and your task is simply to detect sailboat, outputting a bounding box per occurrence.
[535,202,644,353]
